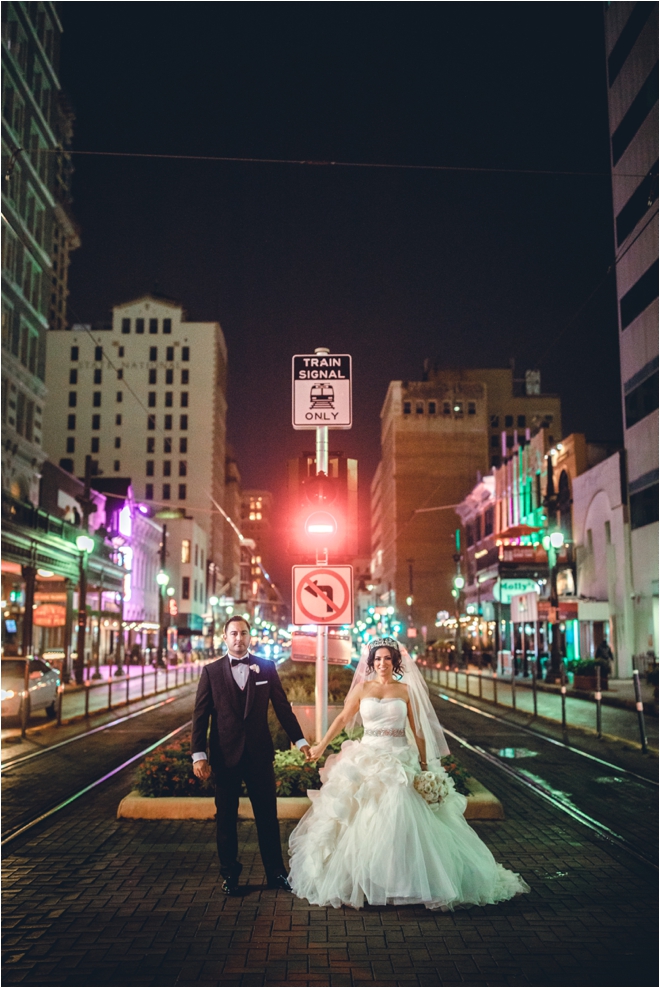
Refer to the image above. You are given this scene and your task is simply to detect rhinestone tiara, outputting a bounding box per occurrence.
[368,636,400,651]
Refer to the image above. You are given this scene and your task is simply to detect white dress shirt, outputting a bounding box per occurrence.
[192,653,307,762]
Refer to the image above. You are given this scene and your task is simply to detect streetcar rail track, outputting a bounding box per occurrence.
[1,721,191,848]
[433,688,658,787]
[0,694,183,773]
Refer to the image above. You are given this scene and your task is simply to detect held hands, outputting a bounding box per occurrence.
[192,759,212,781]
[300,744,313,762]
[308,743,326,761]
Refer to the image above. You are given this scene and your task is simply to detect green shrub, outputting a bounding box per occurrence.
[574,659,608,676]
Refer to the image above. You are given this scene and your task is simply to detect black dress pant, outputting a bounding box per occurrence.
[213,750,284,881]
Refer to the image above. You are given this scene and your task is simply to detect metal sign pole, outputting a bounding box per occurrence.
[315,412,330,743]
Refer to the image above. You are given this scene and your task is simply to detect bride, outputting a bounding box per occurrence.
[288,637,530,911]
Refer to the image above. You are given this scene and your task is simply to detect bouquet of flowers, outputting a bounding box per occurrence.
[413,767,456,805]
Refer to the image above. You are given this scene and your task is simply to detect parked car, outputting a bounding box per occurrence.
[1,657,60,721]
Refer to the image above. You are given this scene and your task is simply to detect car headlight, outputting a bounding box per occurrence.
[1,689,15,700]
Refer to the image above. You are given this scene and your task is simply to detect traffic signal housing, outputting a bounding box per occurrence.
[288,453,358,560]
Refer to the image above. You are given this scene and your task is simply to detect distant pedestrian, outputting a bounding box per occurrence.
[595,640,614,676]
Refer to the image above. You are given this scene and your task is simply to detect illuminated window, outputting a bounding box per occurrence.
[181,539,191,563]
[249,512,255,520]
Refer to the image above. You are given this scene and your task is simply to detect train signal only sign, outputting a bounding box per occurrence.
[292,354,352,429]
[292,565,354,626]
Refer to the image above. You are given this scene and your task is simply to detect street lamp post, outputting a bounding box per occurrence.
[114,590,125,676]
[543,451,565,683]
[74,534,94,685]
[156,523,169,668]
[209,595,219,656]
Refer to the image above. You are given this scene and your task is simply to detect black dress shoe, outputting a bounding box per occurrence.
[268,874,293,892]
[220,875,240,896]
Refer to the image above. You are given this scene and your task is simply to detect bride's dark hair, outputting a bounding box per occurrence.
[366,643,403,675]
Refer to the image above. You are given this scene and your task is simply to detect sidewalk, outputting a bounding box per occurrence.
[424,667,659,749]
[58,662,204,722]
[2,739,657,986]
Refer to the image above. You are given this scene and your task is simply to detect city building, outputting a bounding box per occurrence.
[2,2,79,504]
[241,489,274,576]
[604,3,658,663]
[42,294,235,629]
[370,366,562,639]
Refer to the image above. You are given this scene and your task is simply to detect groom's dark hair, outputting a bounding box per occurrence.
[223,615,251,634]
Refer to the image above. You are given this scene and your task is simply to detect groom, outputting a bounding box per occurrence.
[192,615,310,894]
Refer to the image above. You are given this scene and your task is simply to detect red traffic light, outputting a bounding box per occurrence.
[304,511,338,538]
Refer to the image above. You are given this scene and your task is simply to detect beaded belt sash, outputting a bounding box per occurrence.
[364,727,406,737]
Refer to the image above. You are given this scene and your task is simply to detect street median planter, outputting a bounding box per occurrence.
[117,776,504,821]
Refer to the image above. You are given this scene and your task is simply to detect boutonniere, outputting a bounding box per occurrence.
[249,664,260,674]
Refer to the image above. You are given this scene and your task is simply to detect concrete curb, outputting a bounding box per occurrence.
[117,776,504,821]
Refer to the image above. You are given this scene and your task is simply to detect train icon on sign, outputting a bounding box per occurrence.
[309,383,335,408]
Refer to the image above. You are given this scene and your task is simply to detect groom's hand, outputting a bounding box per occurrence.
[193,760,212,780]
[301,744,312,762]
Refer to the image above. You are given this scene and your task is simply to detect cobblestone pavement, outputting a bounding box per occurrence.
[2,738,657,986]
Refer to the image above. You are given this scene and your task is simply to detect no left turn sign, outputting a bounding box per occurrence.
[292,565,354,626]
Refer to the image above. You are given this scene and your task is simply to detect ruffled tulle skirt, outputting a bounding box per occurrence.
[288,738,530,911]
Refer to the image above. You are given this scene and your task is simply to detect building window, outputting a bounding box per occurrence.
[616,162,659,245]
[116,391,123,402]
[163,461,171,477]
[181,539,191,563]
[149,368,157,385]
[484,506,494,536]
[179,460,187,476]
[182,346,190,361]
[93,392,101,407]
[490,415,499,428]
[506,434,514,447]
[94,346,102,361]
[164,437,172,453]
[605,520,611,543]
[468,402,476,415]
[165,368,173,385]
[117,369,123,380]
[416,401,423,414]
[166,346,174,361]
[68,392,77,407]
[149,318,158,334]
[70,346,78,361]
[162,483,171,500]
[403,401,411,415]
[149,346,157,361]
[517,415,526,428]
[453,402,463,417]
[180,414,188,430]
[441,402,450,415]
[92,414,101,429]
[147,437,155,453]
[490,455,500,468]
[428,401,436,415]
[69,368,78,384]
[121,318,130,334]
[181,392,189,407]
[114,460,120,472]
[147,414,156,430]
[116,414,122,426]
[491,435,499,448]
[620,259,659,330]
[146,461,154,476]
[136,318,144,334]
[163,318,172,334]
[612,64,659,165]
[66,436,75,453]
[145,483,153,500]
[164,414,172,430]
[91,437,99,453]
[114,437,121,448]
[182,576,190,599]
[118,347,124,357]
[195,544,199,567]
[67,413,76,430]
[165,392,173,407]
[630,483,659,530]
[625,370,659,428]
[608,3,652,85]
[179,483,187,500]
[59,458,74,473]
[179,437,187,453]
[181,369,189,385]
[148,392,156,407]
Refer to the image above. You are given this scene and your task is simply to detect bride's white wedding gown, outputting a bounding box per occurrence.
[288,697,530,910]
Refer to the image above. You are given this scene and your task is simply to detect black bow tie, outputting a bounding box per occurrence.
[230,656,250,667]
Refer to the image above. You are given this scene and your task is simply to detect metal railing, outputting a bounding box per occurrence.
[420,661,651,752]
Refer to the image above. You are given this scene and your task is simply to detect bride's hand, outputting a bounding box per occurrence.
[308,744,325,761]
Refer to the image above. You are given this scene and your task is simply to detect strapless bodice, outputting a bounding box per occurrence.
[359,697,408,742]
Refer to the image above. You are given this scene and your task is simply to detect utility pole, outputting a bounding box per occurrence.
[543,451,563,683]
[156,524,168,668]
[74,456,97,686]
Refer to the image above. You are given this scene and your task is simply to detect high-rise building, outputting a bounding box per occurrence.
[604,3,658,660]
[371,366,562,639]
[2,2,79,503]
[42,295,236,631]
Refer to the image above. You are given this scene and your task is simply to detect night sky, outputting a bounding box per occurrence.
[59,2,622,588]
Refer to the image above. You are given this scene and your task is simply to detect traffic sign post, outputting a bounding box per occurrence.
[291,347,353,742]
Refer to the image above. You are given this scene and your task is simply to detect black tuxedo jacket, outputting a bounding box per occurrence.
[191,654,305,769]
